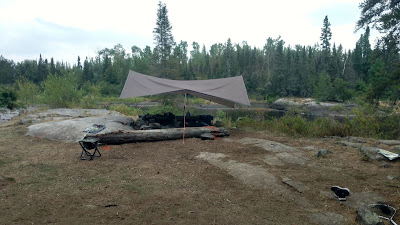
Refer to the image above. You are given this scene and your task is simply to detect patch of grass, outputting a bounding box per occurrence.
[101,96,148,104]
[238,104,400,139]
[20,163,60,186]
[122,178,155,195]
[4,177,15,182]
[0,160,6,167]
[82,177,108,186]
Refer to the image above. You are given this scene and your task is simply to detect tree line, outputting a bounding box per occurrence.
[0,0,399,106]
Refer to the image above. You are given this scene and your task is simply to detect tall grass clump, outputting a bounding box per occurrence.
[110,104,142,116]
[238,104,400,140]
[214,109,234,128]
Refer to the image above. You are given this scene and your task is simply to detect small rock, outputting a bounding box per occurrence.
[356,206,384,225]
[359,147,384,161]
[382,163,391,168]
[387,175,396,180]
[200,133,215,140]
[316,149,332,157]
[149,123,161,129]
[378,140,400,146]
[214,121,223,127]
[338,141,363,148]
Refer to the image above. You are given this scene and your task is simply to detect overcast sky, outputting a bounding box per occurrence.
[0,0,377,64]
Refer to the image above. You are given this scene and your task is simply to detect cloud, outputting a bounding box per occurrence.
[0,0,375,63]
[0,18,151,63]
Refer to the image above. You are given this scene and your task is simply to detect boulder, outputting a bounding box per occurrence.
[356,206,384,225]
[27,115,134,143]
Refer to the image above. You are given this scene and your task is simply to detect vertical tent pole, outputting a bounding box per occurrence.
[183,91,187,144]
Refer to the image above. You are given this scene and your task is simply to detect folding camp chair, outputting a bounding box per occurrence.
[79,138,101,160]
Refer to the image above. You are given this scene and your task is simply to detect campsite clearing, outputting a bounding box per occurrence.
[0,120,400,224]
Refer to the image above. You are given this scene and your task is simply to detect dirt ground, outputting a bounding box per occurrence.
[0,120,399,224]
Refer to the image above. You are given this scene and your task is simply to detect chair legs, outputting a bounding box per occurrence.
[79,141,101,160]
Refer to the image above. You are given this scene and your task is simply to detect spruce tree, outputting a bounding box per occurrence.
[319,16,333,73]
[153,1,175,74]
[320,16,332,52]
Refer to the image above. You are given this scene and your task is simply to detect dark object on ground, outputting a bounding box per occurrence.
[79,138,101,160]
[356,206,384,225]
[86,127,229,144]
[138,113,213,129]
[331,186,350,201]
[200,133,215,140]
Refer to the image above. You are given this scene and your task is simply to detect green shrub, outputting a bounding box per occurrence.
[15,77,40,105]
[42,73,81,108]
[0,85,18,109]
[79,82,102,108]
[279,115,310,137]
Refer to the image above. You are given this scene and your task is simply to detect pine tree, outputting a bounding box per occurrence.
[77,56,82,70]
[50,57,56,75]
[83,57,91,82]
[153,1,175,74]
[37,54,47,83]
[356,0,400,47]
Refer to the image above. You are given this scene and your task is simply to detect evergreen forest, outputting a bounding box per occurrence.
[0,0,399,108]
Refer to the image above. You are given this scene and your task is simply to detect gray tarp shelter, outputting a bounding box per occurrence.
[120,70,251,107]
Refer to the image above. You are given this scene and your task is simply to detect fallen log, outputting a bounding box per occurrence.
[85,127,229,144]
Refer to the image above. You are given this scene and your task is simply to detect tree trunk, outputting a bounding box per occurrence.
[85,127,229,144]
